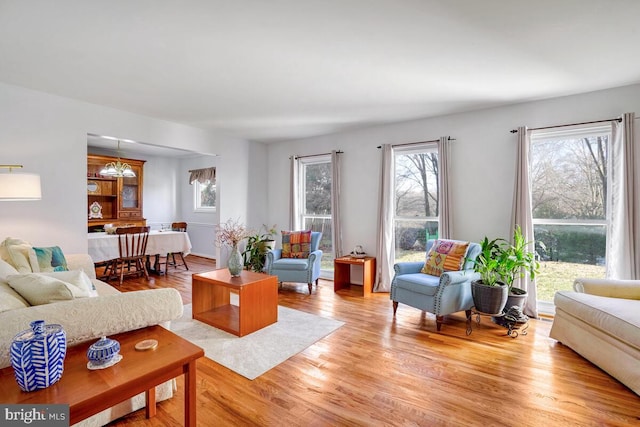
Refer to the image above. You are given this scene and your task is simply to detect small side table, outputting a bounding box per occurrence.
[334,256,376,296]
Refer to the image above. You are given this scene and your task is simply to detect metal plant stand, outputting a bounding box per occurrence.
[466,307,529,338]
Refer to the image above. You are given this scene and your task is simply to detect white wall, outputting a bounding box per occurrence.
[0,82,256,257]
[178,156,219,259]
[266,84,640,253]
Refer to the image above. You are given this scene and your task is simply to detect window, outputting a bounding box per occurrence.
[393,144,439,263]
[530,125,610,303]
[194,180,216,212]
[298,155,333,270]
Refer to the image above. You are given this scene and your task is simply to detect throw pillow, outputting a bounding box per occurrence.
[281,230,312,259]
[0,237,30,263]
[0,258,19,281]
[5,244,38,273]
[38,270,98,297]
[6,274,74,306]
[421,240,470,277]
[32,246,69,272]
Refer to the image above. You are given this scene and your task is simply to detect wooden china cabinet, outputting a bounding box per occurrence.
[87,154,146,231]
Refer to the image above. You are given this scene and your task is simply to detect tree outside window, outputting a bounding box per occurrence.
[299,157,333,270]
[394,144,439,263]
[194,180,216,211]
[530,126,609,302]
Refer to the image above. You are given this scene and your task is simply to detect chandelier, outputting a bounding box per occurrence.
[100,140,135,177]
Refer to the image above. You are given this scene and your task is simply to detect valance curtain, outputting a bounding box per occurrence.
[607,112,639,279]
[189,167,215,185]
[512,127,538,318]
[438,136,452,239]
[374,144,395,292]
[331,150,344,258]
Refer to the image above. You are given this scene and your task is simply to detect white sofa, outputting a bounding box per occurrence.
[0,252,184,426]
[550,278,640,396]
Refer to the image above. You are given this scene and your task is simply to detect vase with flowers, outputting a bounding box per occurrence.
[215,218,251,277]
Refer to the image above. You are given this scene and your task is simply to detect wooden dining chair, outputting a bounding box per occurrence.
[104,226,150,285]
[162,222,189,274]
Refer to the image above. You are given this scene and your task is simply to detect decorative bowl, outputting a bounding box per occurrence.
[87,336,120,366]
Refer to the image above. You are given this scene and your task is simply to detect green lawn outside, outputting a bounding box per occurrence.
[536,261,605,301]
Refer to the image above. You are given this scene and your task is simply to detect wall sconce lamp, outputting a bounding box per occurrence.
[0,164,42,201]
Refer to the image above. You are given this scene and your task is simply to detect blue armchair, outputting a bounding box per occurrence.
[390,239,481,332]
[266,231,323,294]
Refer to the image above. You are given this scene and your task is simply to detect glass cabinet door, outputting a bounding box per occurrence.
[119,163,143,211]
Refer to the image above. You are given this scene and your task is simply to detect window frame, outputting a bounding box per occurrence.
[392,143,440,262]
[297,154,333,271]
[529,124,611,311]
[193,179,216,213]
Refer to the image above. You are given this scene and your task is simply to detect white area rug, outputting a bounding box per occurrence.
[171,303,344,380]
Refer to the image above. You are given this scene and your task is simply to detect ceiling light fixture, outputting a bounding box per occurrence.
[0,164,42,201]
[100,140,136,177]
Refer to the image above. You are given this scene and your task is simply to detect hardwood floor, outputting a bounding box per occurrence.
[106,256,640,426]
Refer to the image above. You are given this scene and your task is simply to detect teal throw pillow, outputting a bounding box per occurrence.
[32,246,69,272]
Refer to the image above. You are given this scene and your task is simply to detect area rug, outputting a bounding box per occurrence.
[171,303,344,380]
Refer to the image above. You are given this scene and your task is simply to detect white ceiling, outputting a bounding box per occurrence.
[2,0,640,144]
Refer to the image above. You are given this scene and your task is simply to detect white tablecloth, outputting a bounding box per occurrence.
[88,230,192,263]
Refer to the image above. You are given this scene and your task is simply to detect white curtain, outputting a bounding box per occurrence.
[289,156,300,231]
[438,137,452,239]
[331,150,343,258]
[512,127,538,318]
[607,113,639,279]
[374,144,395,292]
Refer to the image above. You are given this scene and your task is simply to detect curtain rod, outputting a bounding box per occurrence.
[377,137,455,149]
[292,150,343,160]
[509,117,622,133]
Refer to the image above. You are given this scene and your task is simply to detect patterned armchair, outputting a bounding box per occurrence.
[390,239,481,331]
[266,231,323,294]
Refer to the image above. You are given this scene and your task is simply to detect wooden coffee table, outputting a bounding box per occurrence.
[0,325,204,426]
[192,269,278,337]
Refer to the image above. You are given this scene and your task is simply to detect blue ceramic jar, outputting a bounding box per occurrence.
[10,320,67,392]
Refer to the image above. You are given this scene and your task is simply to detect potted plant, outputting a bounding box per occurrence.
[242,224,277,273]
[470,226,540,315]
[470,236,510,315]
[500,225,540,311]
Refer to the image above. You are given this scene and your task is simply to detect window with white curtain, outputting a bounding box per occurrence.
[530,124,610,303]
[393,143,439,263]
[298,155,333,269]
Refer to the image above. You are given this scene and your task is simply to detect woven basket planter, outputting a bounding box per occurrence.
[471,281,508,315]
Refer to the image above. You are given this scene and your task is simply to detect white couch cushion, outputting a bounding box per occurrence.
[554,291,640,350]
[0,282,29,312]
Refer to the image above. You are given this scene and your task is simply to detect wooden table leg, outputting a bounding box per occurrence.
[184,360,196,427]
[145,387,156,418]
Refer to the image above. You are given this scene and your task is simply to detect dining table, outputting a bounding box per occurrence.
[87,230,192,274]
